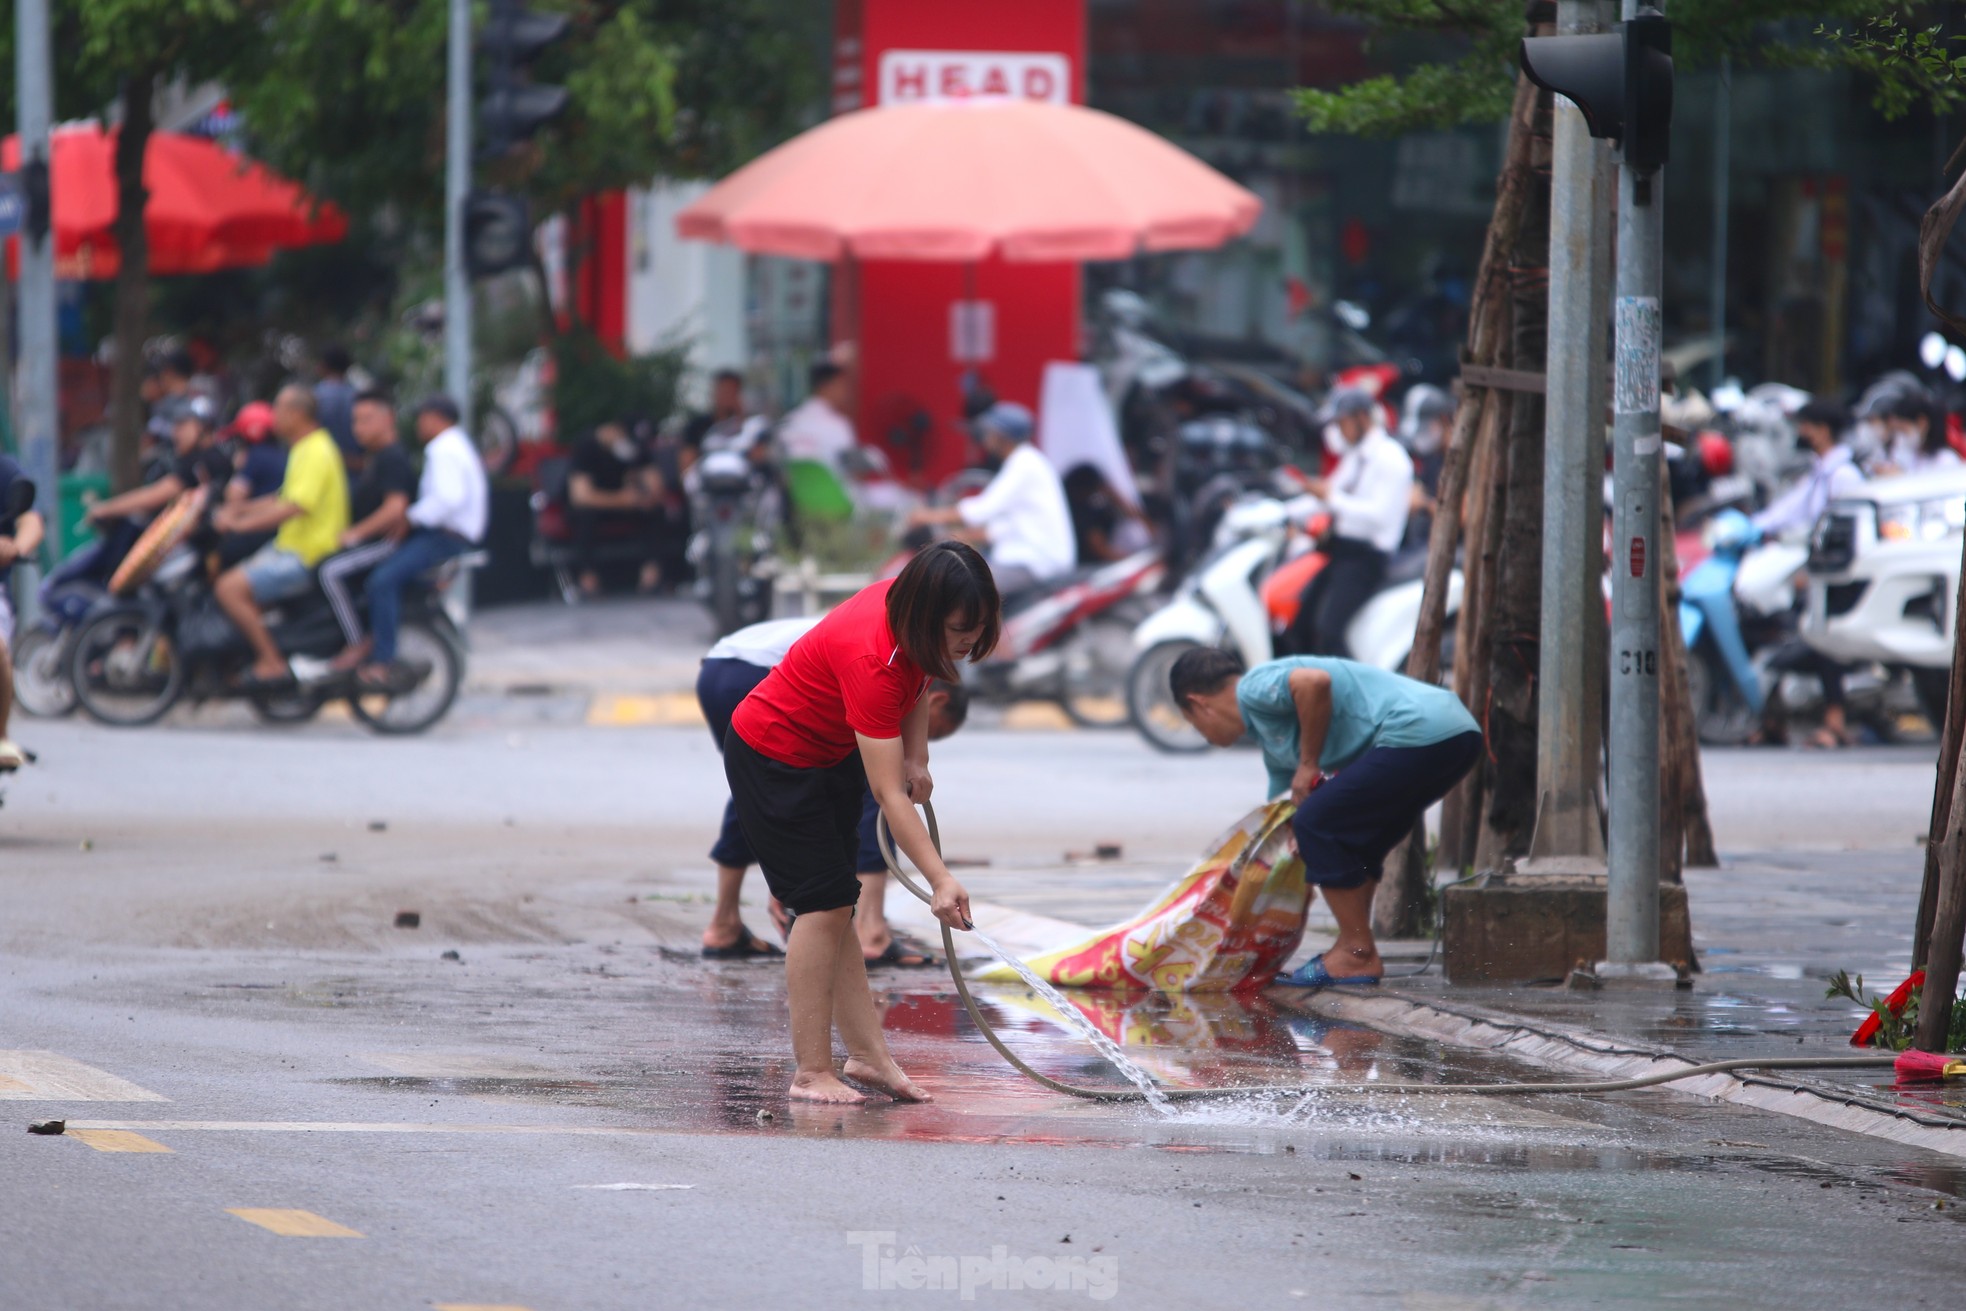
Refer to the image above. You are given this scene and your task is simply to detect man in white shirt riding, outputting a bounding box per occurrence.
[907,402,1075,598]
[1288,386,1414,657]
[354,395,489,692]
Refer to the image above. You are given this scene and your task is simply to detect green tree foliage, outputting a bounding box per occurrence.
[233,0,826,223]
[1295,0,1963,137]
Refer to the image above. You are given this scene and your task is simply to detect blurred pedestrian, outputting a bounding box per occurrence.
[0,451,48,769]
[906,402,1074,599]
[567,417,665,597]
[314,344,359,464]
[778,361,856,479]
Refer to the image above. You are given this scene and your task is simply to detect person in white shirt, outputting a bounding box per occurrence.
[1288,387,1414,656]
[907,402,1075,596]
[777,362,857,477]
[1753,401,1864,540]
[1878,392,1962,477]
[352,395,489,691]
[695,615,968,964]
[1755,400,1865,747]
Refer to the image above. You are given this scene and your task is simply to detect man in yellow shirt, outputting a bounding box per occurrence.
[212,383,350,689]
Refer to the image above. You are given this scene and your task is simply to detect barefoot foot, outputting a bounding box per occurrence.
[843,1056,933,1102]
[789,1071,868,1104]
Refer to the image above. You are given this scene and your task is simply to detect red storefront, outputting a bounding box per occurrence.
[831,0,1086,485]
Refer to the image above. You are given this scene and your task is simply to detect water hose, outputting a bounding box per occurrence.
[876,805,1898,1103]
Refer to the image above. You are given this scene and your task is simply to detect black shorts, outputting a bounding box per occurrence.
[723,727,868,915]
[1292,731,1483,890]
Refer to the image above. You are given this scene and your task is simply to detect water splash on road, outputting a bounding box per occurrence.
[967,925,1177,1116]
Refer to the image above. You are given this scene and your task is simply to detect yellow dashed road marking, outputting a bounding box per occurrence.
[586,692,705,727]
[69,1129,172,1153]
[226,1208,363,1237]
[0,1051,167,1101]
[1001,701,1074,731]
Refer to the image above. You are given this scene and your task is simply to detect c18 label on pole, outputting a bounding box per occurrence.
[1614,294,1660,415]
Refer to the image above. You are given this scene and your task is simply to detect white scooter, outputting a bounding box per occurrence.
[1125,495,1463,752]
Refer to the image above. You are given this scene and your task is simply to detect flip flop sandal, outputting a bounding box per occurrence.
[701,924,784,961]
[767,899,793,945]
[1277,956,1381,990]
[864,940,939,970]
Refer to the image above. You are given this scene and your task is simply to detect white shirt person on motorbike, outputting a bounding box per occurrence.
[1287,387,1413,657]
[908,402,1075,600]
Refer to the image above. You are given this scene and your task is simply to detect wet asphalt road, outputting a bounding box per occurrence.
[1,714,1962,1308]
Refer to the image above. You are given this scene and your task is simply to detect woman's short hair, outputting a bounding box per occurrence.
[887,540,1001,682]
[1169,646,1246,706]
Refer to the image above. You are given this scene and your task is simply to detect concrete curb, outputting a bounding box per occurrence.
[1268,986,1966,1161]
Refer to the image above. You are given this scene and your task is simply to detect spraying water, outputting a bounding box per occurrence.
[966,925,1177,1117]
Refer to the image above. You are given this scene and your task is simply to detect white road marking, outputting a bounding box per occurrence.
[0,1051,167,1102]
[572,1182,694,1191]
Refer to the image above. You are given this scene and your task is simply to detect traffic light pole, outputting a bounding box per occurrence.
[13,0,60,623]
[445,0,473,425]
[1604,0,1666,974]
[1528,0,1614,865]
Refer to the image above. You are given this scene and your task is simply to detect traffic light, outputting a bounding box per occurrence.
[1520,7,1673,173]
[463,189,533,278]
[478,0,570,159]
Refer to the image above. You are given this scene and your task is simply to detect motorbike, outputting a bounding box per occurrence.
[68,543,471,735]
[1,475,38,803]
[687,419,782,636]
[967,546,1165,727]
[1678,510,1800,743]
[9,519,142,719]
[1126,493,1461,753]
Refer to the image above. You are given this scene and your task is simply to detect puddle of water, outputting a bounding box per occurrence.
[966,925,1174,1115]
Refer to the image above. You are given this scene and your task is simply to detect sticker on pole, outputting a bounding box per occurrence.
[1614,296,1661,415]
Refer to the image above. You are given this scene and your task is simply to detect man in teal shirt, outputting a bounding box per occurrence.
[1171,648,1481,989]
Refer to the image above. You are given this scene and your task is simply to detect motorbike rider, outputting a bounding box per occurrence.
[87,396,231,530]
[209,384,351,692]
[317,390,418,669]
[1396,384,1453,550]
[905,402,1075,600]
[1878,391,1961,477]
[1753,400,1863,749]
[1287,387,1413,657]
[0,452,47,770]
[350,396,488,694]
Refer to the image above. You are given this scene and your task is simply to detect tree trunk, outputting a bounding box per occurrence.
[1654,478,1717,873]
[1388,67,1539,892]
[1447,393,1511,869]
[1474,84,1553,866]
[1914,527,1966,968]
[108,72,158,493]
[1916,747,1966,1051]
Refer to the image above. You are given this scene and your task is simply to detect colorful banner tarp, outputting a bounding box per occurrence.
[976,802,1308,994]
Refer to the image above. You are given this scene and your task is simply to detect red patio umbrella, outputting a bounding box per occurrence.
[675,99,1260,262]
[3,124,347,280]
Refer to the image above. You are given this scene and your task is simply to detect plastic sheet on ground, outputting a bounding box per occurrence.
[974,802,1307,993]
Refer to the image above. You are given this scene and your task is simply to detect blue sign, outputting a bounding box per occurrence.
[0,173,22,238]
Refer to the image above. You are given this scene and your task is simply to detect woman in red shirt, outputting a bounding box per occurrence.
[726,541,1000,1103]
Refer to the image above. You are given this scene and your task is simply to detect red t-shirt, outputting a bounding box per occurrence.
[731,578,928,768]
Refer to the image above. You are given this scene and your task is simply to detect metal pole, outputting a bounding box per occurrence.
[13,0,59,624]
[1606,0,1666,970]
[1529,0,1614,864]
[444,0,473,423]
[443,0,476,627]
[1708,56,1730,394]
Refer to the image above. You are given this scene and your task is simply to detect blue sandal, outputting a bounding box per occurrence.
[1278,956,1382,989]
